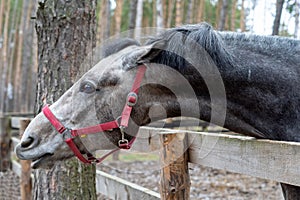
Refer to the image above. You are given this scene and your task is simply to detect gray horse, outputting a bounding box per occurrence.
[16,23,300,199]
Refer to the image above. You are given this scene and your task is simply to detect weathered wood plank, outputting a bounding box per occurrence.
[10,125,300,188]
[12,160,22,177]
[19,119,32,200]
[148,118,208,128]
[0,117,11,171]
[159,132,190,200]
[11,136,20,148]
[131,127,166,152]
[188,131,300,186]
[11,117,32,129]
[12,158,160,200]
[96,170,160,200]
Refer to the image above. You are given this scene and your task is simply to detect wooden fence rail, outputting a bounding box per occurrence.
[5,117,300,199]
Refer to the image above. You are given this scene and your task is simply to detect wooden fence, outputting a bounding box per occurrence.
[3,117,300,199]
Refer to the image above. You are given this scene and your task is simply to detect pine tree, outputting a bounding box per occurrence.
[33,0,97,199]
[272,0,285,35]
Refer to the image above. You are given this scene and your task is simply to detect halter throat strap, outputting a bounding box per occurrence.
[42,65,146,164]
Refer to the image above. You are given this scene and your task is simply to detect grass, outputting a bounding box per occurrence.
[118,151,159,162]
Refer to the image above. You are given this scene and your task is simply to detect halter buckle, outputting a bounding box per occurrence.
[118,126,129,149]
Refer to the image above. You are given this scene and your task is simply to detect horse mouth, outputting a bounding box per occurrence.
[31,153,54,169]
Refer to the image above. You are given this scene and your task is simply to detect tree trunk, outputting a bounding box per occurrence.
[0,0,5,39]
[0,0,11,113]
[7,0,21,113]
[34,0,97,199]
[218,0,228,31]
[196,0,205,23]
[166,0,174,28]
[163,0,168,27]
[157,0,164,28]
[20,0,35,113]
[231,0,237,31]
[294,0,299,38]
[114,0,123,34]
[14,0,33,113]
[185,0,193,24]
[0,0,4,100]
[97,0,111,45]
[152,0,157,27]
[240,0,245,32]
[175,0,182,26]
[216,0,221,28]
[135,0,143,40]
[272,0,284,35]
[29,15,38,113]
[128,0,138,38]
[14,0,25,112]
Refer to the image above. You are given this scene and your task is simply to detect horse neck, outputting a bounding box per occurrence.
[137,62,223,127]
[143,34,300,141]
[219,34,300,141]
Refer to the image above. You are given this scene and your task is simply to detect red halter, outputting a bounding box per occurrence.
[42,65,147,164]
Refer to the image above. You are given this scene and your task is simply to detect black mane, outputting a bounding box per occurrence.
[146,23,300,74]
[221,31,300,58]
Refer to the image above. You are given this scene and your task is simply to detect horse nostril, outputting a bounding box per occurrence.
[21,136,35,148]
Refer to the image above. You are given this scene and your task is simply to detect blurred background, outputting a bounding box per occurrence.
[0,0,299,116]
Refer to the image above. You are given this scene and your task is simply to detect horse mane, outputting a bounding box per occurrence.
[145,23,235,71]
[145,22,300,71]
[220,31,300,60]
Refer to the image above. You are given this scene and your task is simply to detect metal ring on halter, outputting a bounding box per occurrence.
[61,128,73,140]
[115,116,122,127]
[127,92,138,107]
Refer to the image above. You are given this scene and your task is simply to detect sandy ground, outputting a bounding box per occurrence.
[97,158,283,200]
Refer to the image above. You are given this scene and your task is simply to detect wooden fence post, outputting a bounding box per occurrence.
[159,132,190,200]
[19,119,32,200]
[0,116,11,172]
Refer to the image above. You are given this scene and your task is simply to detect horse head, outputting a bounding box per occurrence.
[16,23,229,168]
[15,38,171,168]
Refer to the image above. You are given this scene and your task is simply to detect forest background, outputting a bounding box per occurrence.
[0,1,299,199]
[0,0,299,114]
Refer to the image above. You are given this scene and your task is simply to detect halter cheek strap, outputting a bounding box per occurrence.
[42,65,146,164]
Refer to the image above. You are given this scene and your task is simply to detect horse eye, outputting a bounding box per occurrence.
[80,81,97,94]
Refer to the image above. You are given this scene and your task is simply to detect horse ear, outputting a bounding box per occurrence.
[123,40,165,70]
[137,40,166,63]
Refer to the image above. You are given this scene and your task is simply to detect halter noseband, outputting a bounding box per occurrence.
[42,65,147,164]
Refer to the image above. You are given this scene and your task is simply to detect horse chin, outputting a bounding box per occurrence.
[31,153,54,169]
[31,152,74,169]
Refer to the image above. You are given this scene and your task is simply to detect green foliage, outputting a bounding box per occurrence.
[143,0,154,27]
[203,0,218,27]
[118,152,159,162]
[121,0,130,31]
[6,0,23,33]
[279,22,294,37]
[286,0,296,14]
